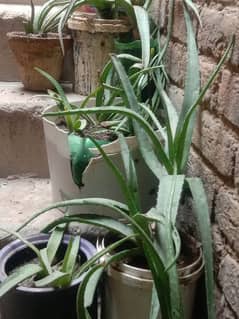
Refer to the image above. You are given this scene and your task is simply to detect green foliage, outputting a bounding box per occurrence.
[0,226,82,295]
[24,0,70,34]
[40,9,234,319]
[3,1,235,319]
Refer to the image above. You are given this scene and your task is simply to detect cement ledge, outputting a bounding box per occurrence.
[0,82,81,178]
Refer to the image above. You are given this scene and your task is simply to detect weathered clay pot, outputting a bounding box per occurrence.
[68,12,131,94]
[7,32,72,91]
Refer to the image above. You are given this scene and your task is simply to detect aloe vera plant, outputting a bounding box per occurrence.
[12,132,212,319]
[0,226,82,293]
[40,1,234,317]
[2,1,233,318]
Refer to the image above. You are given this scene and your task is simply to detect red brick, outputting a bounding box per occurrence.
[197,6,239,66]
[166,41,186,86]
[187,149,222,209]
[218,69,239,128]
[193,110,238,177]
[216,187,239,255]
[218,254,239,315]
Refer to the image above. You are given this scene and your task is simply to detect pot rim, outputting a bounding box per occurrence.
[97,236,203,281]
[43,104,139,154]
[68,12,131,33]
[108,256,204,287]
[0,233,96,293]
[6,31,72,41]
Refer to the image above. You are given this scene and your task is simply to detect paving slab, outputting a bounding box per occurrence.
[0,175,62,245]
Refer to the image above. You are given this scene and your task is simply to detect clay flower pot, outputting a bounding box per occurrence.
[7,32,72,91]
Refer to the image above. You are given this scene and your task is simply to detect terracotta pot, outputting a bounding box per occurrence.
[68,12,131,94]
[7,32,72,91]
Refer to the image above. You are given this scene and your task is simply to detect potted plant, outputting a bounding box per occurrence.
[19,133,212,319]
[0,226,96,319]
[36,9,234,318]
[7,0,72,91]
[37,7,163,230]
[40,0,231,234]
[59,0,151,94]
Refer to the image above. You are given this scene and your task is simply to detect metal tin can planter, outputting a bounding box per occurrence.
[0,234,96,319]
[97,236,203,319]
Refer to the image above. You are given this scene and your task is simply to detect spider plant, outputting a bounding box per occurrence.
[39,4,168,135]
[24,0,70,35]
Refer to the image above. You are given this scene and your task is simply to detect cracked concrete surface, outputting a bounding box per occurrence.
[0,175,61,244]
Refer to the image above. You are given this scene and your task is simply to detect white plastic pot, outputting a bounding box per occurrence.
[43,105,157,233]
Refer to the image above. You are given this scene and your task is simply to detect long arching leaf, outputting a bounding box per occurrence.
[186,177,215,319]
[42,214,134,238]
[174,3,200,173]
[0,264,42,297]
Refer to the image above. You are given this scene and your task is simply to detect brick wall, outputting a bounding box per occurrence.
[156,0,239,317]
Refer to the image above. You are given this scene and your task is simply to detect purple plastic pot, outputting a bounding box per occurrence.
[0,233,96,319]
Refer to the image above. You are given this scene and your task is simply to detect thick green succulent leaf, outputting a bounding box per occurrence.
[183,0,201,26]
[174,3,200,173]
[134,5,150,67]
[15,198,130,234]
[62,235,80,277]
[39,248,52,275]
[156,175,185,224]
[149,284,160,319]
[175,36,234,173]
[154,175,185,318]
[118,133,140,212]
[0,264,41,297]
[187,177,215,319]
[43,215,134,238]
[111,55,172,176]
[46,226,65,264]
[34,270,69,288]
[89,138,139,216]
[77,264,104,319]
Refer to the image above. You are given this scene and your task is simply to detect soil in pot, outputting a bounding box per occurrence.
[7,32,72,91]
[0,234,96,319]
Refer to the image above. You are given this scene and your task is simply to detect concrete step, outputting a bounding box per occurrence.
[0,175,61,243]
[0,81,80,177]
